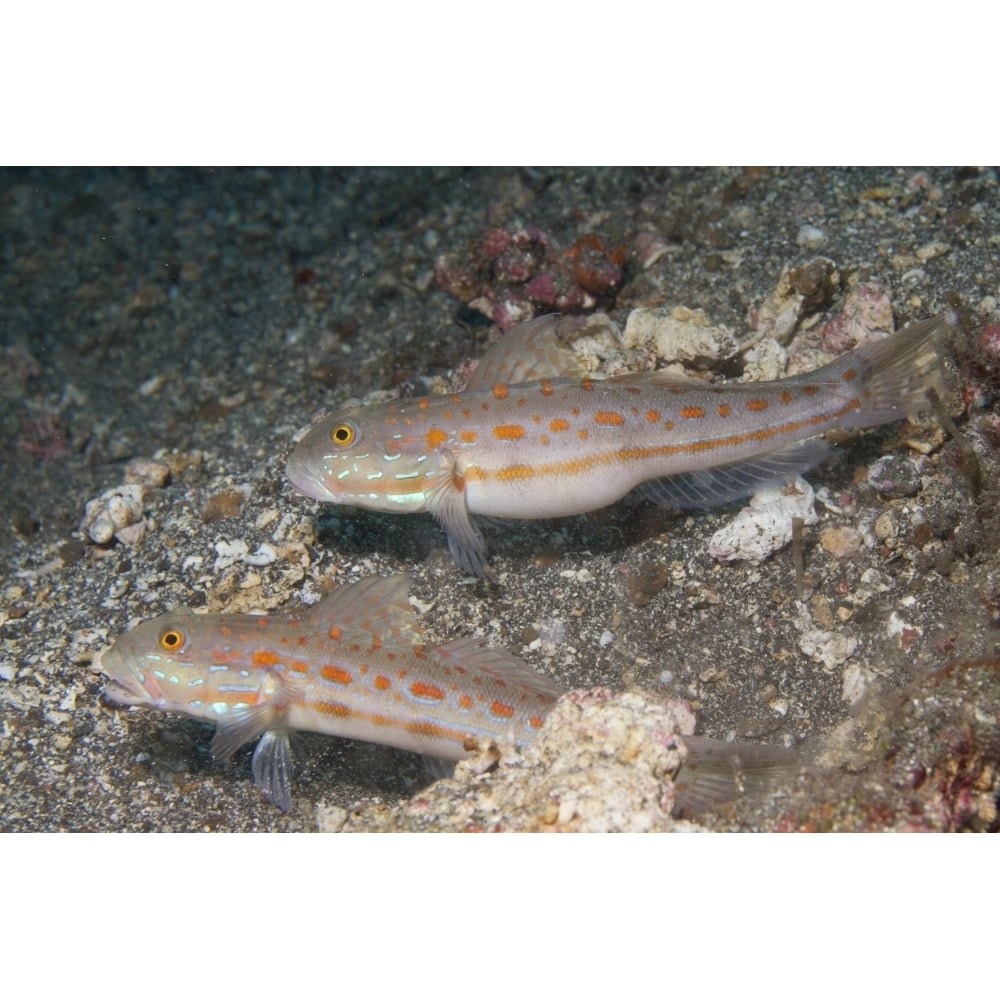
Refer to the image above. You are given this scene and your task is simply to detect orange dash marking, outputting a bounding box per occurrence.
[802,384,819,395]
[745,398,769,412]
[679,406,706,419]
[779,389,794,404]
[549,417,570,432]
[492,423,525,440]
[842,367,857,381]
[320,665,353,685]
[409,681,445,701]
[251,649,280,667]
[716,403,731,417]
[593,410,624,426]
[489,700,515,719]
[458,429,478,443]
[580,378,594,391]
[374,674,391,690]
[528,715,545,729]
[492,383,508,400]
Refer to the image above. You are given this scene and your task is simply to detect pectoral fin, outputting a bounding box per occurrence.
[426,469,490,577]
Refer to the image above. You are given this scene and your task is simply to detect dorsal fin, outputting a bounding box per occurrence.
[435,636,564,700]
[301,575,424,646]
[465,315,590,389]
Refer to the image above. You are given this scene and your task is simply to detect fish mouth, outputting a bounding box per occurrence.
[286,450,339,502]
[96,649,156,707]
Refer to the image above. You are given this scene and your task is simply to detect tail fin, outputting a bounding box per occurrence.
[674,735,806,815]
[806,313,950,432]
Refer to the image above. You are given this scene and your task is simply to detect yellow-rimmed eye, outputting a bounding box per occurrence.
[158,628,184,651]
[330,422,356,447]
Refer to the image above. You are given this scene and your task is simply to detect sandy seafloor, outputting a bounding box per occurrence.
[1,166,999,832]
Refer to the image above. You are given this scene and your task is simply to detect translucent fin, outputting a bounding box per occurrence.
[674,736,804,815]
[302,574,424,645]
[465,314,589,389]
[422,755,456,780]
[799,313,949,429]
[435,636,564,700]
[637,439,830,508]
[251,729,294,813]
[210,704,277,761]
[426,473,490,577]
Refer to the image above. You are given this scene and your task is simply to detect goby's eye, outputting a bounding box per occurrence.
[158,628,184,651]
[331,422,356,447]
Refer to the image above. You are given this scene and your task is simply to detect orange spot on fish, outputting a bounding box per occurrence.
[540,378,554,396]
[539,434,550,445]
[570,406,581,416]
[374,674,391,690]
[645,409,661,422]
[580,378,594,391]
[410,681,445,701]
[842,367,857,381]
[425,427,448,448]
[480,401,490,411]
[320,665,352,685]
[549,417,570,432]
[369,634,382,652]
[461,408,472,418]
[251,649,280,667]
[745,398,769,412]
[328,625,342,640]
[779,389,793,404]
[418,398,429,410]
[531,413,541,424]
[594,410,624,426]
[680,406,705,419]
[489,700,515,719]
[716,403,731,417]
[664,420,674,430]
[492,423,525,440]
[577,428,589,440]
[453,473,465,491]
[802,385,819,396]
[288,660,309,674]
[450,394,462,404]
[528,715,544,729]
[220,625,232,637]
[492,383,508,399]
[458,429,478,443]
[458,694,473,709]
[516,397,527,407]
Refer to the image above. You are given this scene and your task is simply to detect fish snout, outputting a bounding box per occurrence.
[286,449,340,502]
[97,648,162,707]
